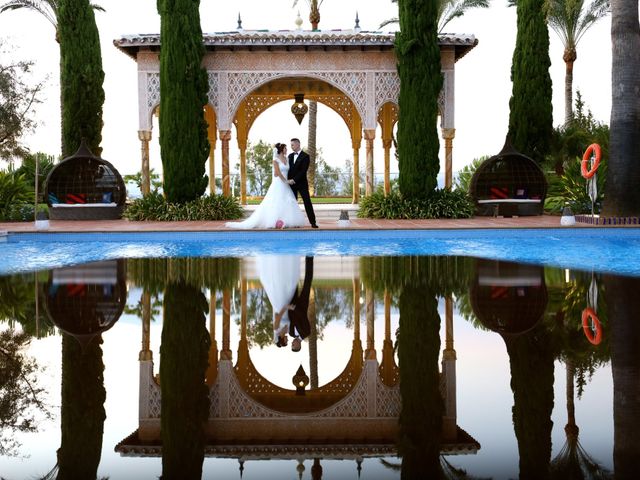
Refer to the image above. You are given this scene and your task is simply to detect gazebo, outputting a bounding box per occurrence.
[114,24,477,203]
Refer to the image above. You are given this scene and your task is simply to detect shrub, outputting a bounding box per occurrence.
[358,189,474,219]
[124,192,244,221]
[544,156,607,214]
[454,156,489,194]
[0,170,33,221]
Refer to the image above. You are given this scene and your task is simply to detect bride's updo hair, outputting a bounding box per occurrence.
[275,142,286,154]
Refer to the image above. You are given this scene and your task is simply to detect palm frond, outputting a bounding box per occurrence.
[439,0,490,32]
[379,16,399,28]
[0,0,57,27]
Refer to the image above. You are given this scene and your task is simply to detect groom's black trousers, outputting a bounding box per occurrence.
[292,184,317,226]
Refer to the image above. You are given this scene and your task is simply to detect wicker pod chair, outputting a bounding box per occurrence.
[44,260,126,349]
[470,138,547,217]
[44,140,126,220]
[469,259,548,337]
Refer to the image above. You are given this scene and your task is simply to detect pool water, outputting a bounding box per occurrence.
[1,253,637,479]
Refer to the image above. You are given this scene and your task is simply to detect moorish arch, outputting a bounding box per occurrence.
[115,29,477,200]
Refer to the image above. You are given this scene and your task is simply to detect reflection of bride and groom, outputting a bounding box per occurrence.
[226,138,318,229]
[257,256,314,352]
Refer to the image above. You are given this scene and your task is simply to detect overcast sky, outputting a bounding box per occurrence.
[0,0,611,186]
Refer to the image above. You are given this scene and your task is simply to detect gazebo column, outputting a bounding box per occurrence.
[364,129,376,196]
[379,103,395,196]
[221,289,232,360]
[138,130,152,196]
[382,139,392,196]
[365,287,376,360]
[353,278,361,342]
[443,128,456,189]
[138,290,152,361]
[206,291,218,386]
[351,115,362,204]
[219,130,232,197]
[236,104,249,204]
[442,295,457,440]
[204,107,217,195]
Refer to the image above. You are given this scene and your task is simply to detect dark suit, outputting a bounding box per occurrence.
[289,257,314,339]
[287,150,317,226]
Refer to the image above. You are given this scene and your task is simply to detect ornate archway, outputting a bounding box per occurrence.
[115,30,477,200]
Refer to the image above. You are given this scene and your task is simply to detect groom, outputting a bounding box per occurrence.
[289,256,314,352]
[287,138,318,228]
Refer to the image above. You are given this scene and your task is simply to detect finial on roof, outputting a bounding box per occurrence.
[237,12,243,31]
[295,10,303,31]
[356,458,363,478]
[239,459,245,478]
[354,11,361,32]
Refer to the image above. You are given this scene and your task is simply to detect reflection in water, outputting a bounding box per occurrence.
[606,274,640,478]
[470,260,555,479]
[160,282,210,479]
[44,261,127,479]
[1,254,634,478]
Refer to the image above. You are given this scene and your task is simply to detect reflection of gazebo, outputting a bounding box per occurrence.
[114,28,477,202]
[470,259,547,336]
[45,260,127,347]
[116,268,479,473]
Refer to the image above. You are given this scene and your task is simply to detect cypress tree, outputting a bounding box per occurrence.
[508,0,553,163]
[57,0,105,157]
[157,0,209,203]
[160,281,210,479]
[396,0,442,198]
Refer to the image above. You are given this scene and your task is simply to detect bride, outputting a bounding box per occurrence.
[226,142,307,229]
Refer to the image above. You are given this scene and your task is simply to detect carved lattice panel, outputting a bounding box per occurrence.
[313,71,367,119]
[228,371,284,418]
[234,94,289,130]
[374,72,400,114]
[310,94,356,129]
[146,73,160,110]
[207,72,219,110]
[148,378,161,418]
[209,383,220,417]
[376,377,401,417]
[317,366,369,418]
[228,72,282,118]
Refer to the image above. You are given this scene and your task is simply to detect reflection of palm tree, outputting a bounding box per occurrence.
[380,0,490,32]
[550,360,611,479]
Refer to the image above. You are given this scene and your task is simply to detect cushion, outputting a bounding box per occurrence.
[102,192,113,203]
[489,187,509,199]
[66,193,87,204]
[48,193,59,204]
[514,187,528,199]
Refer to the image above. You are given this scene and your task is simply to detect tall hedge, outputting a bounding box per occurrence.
[157,0,209,203]
[396,0,442,198]
[57,0,105,157]
[508,0,553,163]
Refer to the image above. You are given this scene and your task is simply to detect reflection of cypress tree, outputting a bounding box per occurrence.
[160,282,210,480]
[604,274,640,478]
[56,334,105,480]
[398,281,443,478]
[504,325,555,480]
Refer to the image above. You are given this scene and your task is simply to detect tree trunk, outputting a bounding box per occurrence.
[563,49,576,125]
[604,274,640,478]
[307,100,317,196]
[603,0,640,216]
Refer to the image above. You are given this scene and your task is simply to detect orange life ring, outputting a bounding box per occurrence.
[582,307,602,345]
[581,144,601,179]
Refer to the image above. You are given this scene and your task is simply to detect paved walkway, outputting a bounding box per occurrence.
[0,215,618,233]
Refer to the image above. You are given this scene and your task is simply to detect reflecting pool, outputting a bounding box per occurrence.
[0,255,637,479]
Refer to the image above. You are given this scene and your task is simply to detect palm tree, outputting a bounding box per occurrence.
[602,0,640,217]
[0,0,104,41]
[544,0,609,125]
[292,0,324,30]
[380,0,490,32]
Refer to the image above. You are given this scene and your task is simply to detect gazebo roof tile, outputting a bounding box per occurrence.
[113,30,477,61]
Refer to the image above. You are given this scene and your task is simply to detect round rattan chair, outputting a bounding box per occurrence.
[44,140,126,220]
[470,138,547,217]
[470,259,547,337]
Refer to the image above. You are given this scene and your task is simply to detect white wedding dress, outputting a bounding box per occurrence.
[256,255,301,343]
[226,157,307,229]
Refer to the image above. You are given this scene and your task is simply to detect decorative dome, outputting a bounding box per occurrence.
[45,260,127,348]
[44,140,126,220]
[470,259,547,336]
[470,138,547,216]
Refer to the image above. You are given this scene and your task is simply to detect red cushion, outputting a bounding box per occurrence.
[66,193,87,204]
[489,187,509,199]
